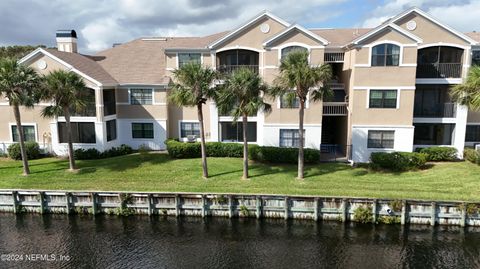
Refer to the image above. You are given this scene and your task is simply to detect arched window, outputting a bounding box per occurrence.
[281,46,308,60]
[371,43,400,66]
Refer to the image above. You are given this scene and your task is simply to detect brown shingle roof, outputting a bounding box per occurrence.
[94,32,227,85]
[465,32,480,43]
[45,49,117,86]
[310,28,372,47]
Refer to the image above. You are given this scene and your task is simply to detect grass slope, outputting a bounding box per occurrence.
[0,154,479,201]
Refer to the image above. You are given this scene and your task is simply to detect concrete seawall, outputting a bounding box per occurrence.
[0,190,479,227]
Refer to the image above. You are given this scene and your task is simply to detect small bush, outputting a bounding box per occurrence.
[419,147,457,162]
[370,152,427,171]
[464,148,480,164]
[353,206,373,223]
[389,200,403,212]
[249,146,320,164]
[138,144,151,155]
[102,144,133,158]
[165,139,201,158]
[74,148,101,160]
[378,215,401,224]
[7,142,41,160]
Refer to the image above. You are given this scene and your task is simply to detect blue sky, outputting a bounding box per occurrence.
[0,0,478,53]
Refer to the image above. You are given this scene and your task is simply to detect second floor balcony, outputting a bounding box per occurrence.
[414,102,456,118]
[414,84,456,118]
[216,49,259,75]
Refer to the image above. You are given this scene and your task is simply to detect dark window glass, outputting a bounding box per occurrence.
[279,129,304,148]
[103,89,116,116]
[11,125,35,142]
[180,122,200,137]
[130,89,152,105]
[132,123,154,139]
[472,51,480,66]
[106,120,117,142]
[178,53,201,68]
[367,130,394,148]
[371,44,400,66]
[63,88,96,117]
[280,94,300,108]
[413,123,454,145]
[466,125,480,142]
[281,46,308,61]
[58,122,96,144]
[220,122,256,142]
[369,90,397,108]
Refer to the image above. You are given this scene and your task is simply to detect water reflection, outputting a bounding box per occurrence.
[0,214,479,268]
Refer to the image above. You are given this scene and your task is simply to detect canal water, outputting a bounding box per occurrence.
[0,214,479,268]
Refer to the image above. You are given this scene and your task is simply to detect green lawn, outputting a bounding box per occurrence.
[0,153,479,201]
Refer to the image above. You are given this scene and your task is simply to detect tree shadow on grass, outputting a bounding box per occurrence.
[78,153,173,173]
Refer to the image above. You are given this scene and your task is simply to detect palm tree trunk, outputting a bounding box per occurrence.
[242,114,249,180]
[13,104,30,175]
[197,103,208,178]
[298,99,305,179]
[64,109,76,171]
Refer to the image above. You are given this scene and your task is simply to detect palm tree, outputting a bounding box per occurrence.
[216,68,271,179]
[450,66,480,111]
[169,63,218,178]
[40,70,87,171]
[0,58,41,175]
[273,50,332,179]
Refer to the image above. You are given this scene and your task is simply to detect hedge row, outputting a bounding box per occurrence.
[416,147,458,161]
[74,144,133,160]
[370,152,428,171]
[464,148,480,165]
[165,139,320,164]
[7,142,41,160]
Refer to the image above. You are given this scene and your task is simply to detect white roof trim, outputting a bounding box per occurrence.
[18,48,104,87]
[351,23,423,45]
[208,11,290,49]
[390,7,478,45]
[262,24,329,47]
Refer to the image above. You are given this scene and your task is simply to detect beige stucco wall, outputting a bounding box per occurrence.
[395,12,470,45]
[116,87,168,120]
[350,89,414,125]
[467,111,480,123]
[216,17,286,50]
[264,96,323,124]
[267,29,323,47]
[354,67,416,86]
[167,100,212,139]
[0,106,52,144]
[359,28,416,46]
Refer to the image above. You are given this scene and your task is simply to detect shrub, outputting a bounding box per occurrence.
[370,152,427,171]
[138,144,151,155]
[353,206,373,223]
[165,139,201,158]
[419,147,457,162]
[7,142,41,160]
[378,215,401,224]
[74,148,101,160]
[464,148,480,164]
[102,144,133,158]
[249,146,320,164]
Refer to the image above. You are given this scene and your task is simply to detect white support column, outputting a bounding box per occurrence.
[209,102,219,142]
[453,104,468,158]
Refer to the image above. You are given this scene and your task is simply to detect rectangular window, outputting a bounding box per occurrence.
[11,125,35,142]
[106,120,117,142]
[280,94,300,108]
[279,129,303,148]
[132,123,154,139]
[367,130,394,149]
[130,89,152,105]
[103,89,116,116]
[473,51,480,66]
[369,90,397,108]
[466,125,480,142]
[58,122,96,144]
[220,122,257,142]
[178,53,201,68]
[180,122,200,138]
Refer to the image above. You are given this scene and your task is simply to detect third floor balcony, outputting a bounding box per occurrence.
[216,49,259,75]
[416,46,463,79]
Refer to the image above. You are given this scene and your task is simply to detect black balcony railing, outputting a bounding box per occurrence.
[217,65,259,75]
[416,63,462,78]
[414,102,456,118]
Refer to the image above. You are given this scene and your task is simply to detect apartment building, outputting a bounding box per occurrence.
[1,7,480,163]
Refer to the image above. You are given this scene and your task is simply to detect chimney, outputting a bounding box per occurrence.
[56,30,77,53]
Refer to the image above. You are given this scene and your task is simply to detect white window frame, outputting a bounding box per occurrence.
[9,123,38,143]
[128,88,154,105]
[178,120,201,140]
[276,42,312,63]
[365,88,401,109]
[367,130,395,149]
[131,122,155,140]
[105,119,118,142]
[354,40,418,67]
[176,52,204,69]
